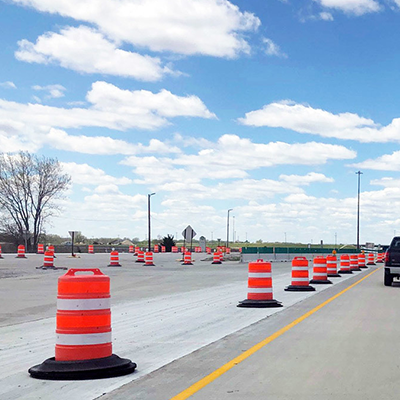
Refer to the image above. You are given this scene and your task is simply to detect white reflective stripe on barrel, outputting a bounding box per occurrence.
[292,278,309,282]
[313,273,327,277]
[57,297,111,311]
[248,273,271,278]
[248,288,273,293]
[56,331,112,346]
[292,267,308,271]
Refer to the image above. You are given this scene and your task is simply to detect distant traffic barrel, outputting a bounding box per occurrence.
[238,260,282,308]
[350,254,361,271]
[108,251,121,267]
[144,252,155,266]
[136,251,145,263]
[182,252,193,265]
[310,256,332,284]
[358,253,367,269]
[338,254,352,274]
[367,253,376,265]
[16,245,27,259]
[285,256,315,291]
[326,255,341,277]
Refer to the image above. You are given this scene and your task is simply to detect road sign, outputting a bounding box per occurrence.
[182,225,196,242]
[68,231,79,237]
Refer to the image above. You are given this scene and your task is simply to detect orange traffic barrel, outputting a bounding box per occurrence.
[226,248,231,254]
[310,256,332,284]
[171,246,178,253]
[144,252,155,266]
[326,255,341,277]
[238,259,282,308]
[88,245,94,254]
[129,245,134,253]
[338,254,352,274]
[37,244,44,254]
[0,244,3,259]
[182,251,193,265]
[285,256,315,292]
[153,245,159,253]
[134,246,140,256]
[28,268,136,380]
[376,253,384,263]
[358,253,367,269]
[206,247,211,254]
[350,254,361,271]
[108,251,121,267]
[16,245,27,258]
[161,246,166,253]
[136,250,145,263]
[367,253,376,265]
[42,251,55,269]
[212,251,221,264]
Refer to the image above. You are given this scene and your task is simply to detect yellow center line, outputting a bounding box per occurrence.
[170,266,381,400]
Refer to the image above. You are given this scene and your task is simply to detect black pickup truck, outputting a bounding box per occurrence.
[384,236,400,286]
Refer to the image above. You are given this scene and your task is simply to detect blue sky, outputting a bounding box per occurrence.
[1,0,400,245]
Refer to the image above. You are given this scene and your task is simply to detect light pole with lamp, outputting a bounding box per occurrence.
[226,208,233,249]
[148,192,156,251]
[356,171,363,250]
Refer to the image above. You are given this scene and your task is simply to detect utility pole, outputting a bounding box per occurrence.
[356,171,363,250]
[148,192,156,251]
[226,209,233,249]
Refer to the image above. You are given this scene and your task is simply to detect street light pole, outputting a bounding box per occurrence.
[148,192,156,251]
[356,171,363,250]
[226,208,233,249]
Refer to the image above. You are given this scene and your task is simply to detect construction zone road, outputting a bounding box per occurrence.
[0,253,393,399]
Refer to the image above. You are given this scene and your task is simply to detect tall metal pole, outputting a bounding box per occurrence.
[226,209,233,249]
[356,171,363,250]
[148,193,155,251]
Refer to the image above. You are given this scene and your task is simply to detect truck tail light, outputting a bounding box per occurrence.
[385,251,390,264]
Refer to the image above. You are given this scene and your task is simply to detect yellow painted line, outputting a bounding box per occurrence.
[170,266,381,400]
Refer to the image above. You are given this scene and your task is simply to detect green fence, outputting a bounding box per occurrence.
[241,247,360,254]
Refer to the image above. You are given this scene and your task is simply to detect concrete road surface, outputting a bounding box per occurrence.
[0,253,389,400]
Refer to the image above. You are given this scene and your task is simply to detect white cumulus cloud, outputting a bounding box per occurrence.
[263,38,287,58]
[315,0,381,15]
[0,81,17,89]
[11,0,260,58]
[60,162,132,186]
[349,150,400,171]
[16,26,175,81]
[32,84,66,98]
[238,100,400,143]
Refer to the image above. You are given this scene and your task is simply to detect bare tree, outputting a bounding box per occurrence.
[0,152,71,250]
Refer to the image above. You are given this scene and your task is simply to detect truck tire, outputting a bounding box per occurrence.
[384,269,393,286]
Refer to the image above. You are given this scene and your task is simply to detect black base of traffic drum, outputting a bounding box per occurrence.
[237,299,283,308]
[28,354,136,380]
[285,285,315,292]
[327,273,341,278]
[310,279,332,284]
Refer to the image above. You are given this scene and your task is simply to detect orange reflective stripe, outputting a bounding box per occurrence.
[58,280,109,294]
[57,310,111,329]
